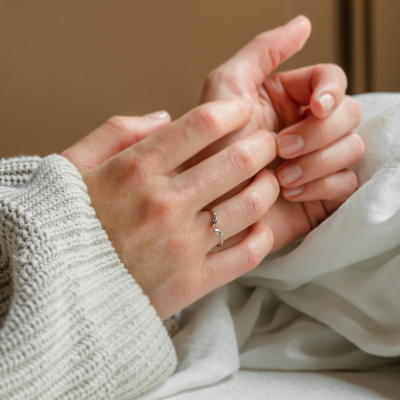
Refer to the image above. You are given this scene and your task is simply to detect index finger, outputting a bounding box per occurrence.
[202,16,312,102]
[270,64,348,119]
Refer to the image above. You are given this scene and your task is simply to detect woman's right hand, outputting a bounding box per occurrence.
[82,98,279,320]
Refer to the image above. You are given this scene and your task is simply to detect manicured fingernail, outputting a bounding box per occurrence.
[284,185,305,197]
[319,93,335,113]
[144,111,169,120]
[277,134,304,156]
[241,98,254,115]
[277,164,303,185]
[285,15,306,26]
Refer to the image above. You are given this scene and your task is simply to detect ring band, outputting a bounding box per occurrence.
[206,208,218,227]
[213,228,224,247]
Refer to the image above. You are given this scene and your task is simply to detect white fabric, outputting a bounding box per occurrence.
[137,93,400,400]
[165,367,400,400]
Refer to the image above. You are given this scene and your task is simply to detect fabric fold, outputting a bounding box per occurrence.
[144,93,400,400]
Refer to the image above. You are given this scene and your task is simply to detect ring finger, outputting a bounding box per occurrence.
[197,168,279,251]
[276,132,364,188]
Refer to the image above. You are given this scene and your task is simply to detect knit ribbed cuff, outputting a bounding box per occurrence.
[0,155,176,399]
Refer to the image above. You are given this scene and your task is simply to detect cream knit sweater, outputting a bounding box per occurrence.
[0,155,177,399]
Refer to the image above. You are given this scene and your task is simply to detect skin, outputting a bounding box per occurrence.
[71,98,279,321]
[185,15,364,252]
[61,16,364,320]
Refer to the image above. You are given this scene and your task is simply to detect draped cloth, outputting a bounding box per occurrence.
[138,93,400,400]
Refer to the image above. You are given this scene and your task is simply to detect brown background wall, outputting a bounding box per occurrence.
[370,0,400,91]
[0,0,399,159]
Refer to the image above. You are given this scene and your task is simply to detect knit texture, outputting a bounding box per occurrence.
[0,155,177,399]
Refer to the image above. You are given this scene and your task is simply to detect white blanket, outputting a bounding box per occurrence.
[137,93,400,400]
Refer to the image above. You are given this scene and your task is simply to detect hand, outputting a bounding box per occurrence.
[183,16,364,252]
[81,98,279,320]
[61,111,171,172]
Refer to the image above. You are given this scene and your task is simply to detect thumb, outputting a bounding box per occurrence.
[61,111,170,173]
[204,16,311,100]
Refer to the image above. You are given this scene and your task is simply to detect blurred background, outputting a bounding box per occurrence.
[1,0,400,158]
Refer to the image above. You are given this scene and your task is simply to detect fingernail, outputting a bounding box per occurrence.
[267,219,273,228]
[241,98,254,115]
[269,132,278,139]
[144,110,169,120]
[318,93,335,113]
[285,15,306,26]
[277,164,303,185]
[277,134,304,156]
[268,168,276,176]
[284,185,305,197]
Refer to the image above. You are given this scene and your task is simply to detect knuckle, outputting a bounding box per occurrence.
[118,152,152,180]
[345,170,359,193]
[344,96,362,125]
[320,63,348,87]
[327,63,346,77]
[316,150,330,171]
[318,120,332,145]
[254,32,300,71]
[149,191,180,223]
[348,133,365,160]
[230,144,257,174]
[251,33,283,71]
[246,192,266,219]
[191,105,222,133]
[264,131,278,156]
[204,66,239,93]
[105,116,130,133]
[244,243,263,271]
[266,46,283,72]
[321,177,335,200]
[269,174,281,199]
[336,65,348,87]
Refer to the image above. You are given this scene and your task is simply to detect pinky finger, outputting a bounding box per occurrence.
[203,217,273,289]
[281,169,358,203]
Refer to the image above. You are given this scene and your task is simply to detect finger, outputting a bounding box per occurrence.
[177,129,276,209]
[276,96,362,159]
[130,98,252,174]
[197,169,279,251]
[265,64,347,125]
[323,200,345,214]
[203,217,273,289]
[281,169,359,203]
[61,112,170,172]
[203,16,311,103]
[277,132,364,188]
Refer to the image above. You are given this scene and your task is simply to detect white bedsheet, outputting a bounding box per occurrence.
[167,366,400,400]
[137,93,400,400]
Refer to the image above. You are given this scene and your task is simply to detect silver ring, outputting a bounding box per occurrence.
[213,229,224,247]
[206,208,218,227]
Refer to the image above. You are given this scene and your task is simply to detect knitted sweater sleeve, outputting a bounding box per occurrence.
[0,155,177,400]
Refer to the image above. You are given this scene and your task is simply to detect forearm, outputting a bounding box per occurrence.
[0,155,176,399]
